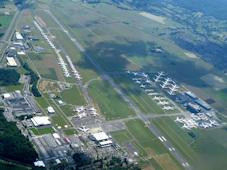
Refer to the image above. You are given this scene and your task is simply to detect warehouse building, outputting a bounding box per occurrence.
[47,106,55,114]
[31,116,51,126]
[15,32,23,40]
[6,57,17,67]
[92,132,112,147]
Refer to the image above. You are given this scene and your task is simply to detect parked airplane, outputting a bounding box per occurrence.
[158,101,169,105]
[145,79,151,84]
[77,112,87,118]
[126,70,131,74]
[140,84,146,88]
[153,71,164,82]
[153,96,161,100]
[78,126,90,132]
[135,80,141,84]
[148,92,159,96]
[160,78,171,88]
[168,84,179,95]
[132,72,139,76]
[163,106,174,110]
[141,73,148,78]
[182,124,191,130]
[76,106,85,113]
[91,111,99,117]
[89,107,96,112]
[144,89,153,92]
[175,117,184,123]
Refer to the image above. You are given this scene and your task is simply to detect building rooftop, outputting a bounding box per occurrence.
[31,116,51,126]
[92,132,110,141]
[47,106,55,113]
[6,57,17,67]
[15,32,23,40]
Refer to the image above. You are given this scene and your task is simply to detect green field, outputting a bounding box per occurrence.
[63,129,79,135]
[59,105,76,117]
[51,115,70,128]
[38,127,55,134]
[35,97,49,109]
[87,80,136,120]
[60,85,87,106]
[5,84,24,92]
[29,128,39,135]
[111,75,164,114]
[110,129,133,146]
[139,158,163,170]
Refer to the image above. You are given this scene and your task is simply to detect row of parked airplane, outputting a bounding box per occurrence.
[65,55,82,80]
[58,57,71,77]
[162,106,175,110]
[33,21,56,49]
[74,106,99,118]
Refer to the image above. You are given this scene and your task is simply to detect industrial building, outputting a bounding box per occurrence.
[92,132,113,147]
[185,91,198,99]
[195,99,211,110]
[47,106,55,114]
[27,36,39,41]
[6,57,17,67]
[15,32,23,40]
[31,116,51,126]
[187,103,200,113]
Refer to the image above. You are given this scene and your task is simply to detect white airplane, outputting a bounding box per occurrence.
[141,73,148,78]
[175,117,184,123]
[209,120,219,126]
[163,106,174,110]
[145,89,153,92]
[160,78,171,88]
[158,101,169,105]
[148,92,159,96]
[200,123,209,129]
[135,80,141,84]
[76,106,85,113]
[140,84,146,88]
[153,71,164,82]
[77,112,87,118]
[168,84,179,95]
[126,70,131,74]
[182,124,191,130]
[91,111,99,117]
[78,126,90,132]
[145,79,151,84]
[132,72,139,76]
[89,107,96,112]
[132,78,141,80]
[153,96,161,100]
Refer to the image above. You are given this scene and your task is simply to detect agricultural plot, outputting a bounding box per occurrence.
[87,80,136,120]
[111,75,164,114]
[60,85,87,106]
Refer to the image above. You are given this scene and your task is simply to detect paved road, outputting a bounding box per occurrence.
[44,9,190,169]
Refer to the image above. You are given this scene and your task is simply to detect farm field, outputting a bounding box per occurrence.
[111,74,164,114]
[125,119,184,170]
[87,80,136,120]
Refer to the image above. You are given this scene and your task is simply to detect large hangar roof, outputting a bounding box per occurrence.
[92,132,109,141]
[31,116,51,126]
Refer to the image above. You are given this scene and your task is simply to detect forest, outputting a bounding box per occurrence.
[0,69,20,86]
[0,109,38,164]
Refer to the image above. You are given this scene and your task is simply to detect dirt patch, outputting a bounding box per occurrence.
[39,80,60,92]
[140,12,166,24]
[201,73,227,90]
[143,165,155,170]
[184,52,198,59]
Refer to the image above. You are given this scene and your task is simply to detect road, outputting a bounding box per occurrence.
[44,9,190,169]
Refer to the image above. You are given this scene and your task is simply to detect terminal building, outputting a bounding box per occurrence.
[92,132,112,147]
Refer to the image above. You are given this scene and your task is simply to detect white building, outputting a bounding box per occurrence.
[47,106,55,114]
[92,132,112,147]
[58,100,63,105]
[31,116,51,126]
[34,161,45,167]
[6,57,17,67]
[15,32,23,40]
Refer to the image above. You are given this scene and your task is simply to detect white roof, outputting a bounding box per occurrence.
[10,47,16,50]
[13,42,23,46]
[15,32,23,40]
[100,140,112,145]
[92,132,110,141]
[52,133,60,139]
[31,116,51,126]
[6,57,17,66]
[58,100,63,104]
[3,93,11,98]
[55,159,61,164]
[17,51,25,55]
[47,106,55,113]
[34,161,45,167]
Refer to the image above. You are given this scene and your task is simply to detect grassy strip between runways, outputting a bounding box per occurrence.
[63,129,79,135]
[38,127,55,135]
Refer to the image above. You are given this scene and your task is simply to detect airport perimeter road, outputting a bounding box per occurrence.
[46,10,190,169]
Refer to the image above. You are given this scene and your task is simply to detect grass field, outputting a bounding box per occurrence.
[150,117,197,163]
[38,127,55,134]
[5,84,24,92]
[29,128,39,135]
[111,75,164,114]
[110,129,133,146]
[60,85,87,106]
[87,80,136,120]
[139,158,163,170]
[35,97,49,109]
[63,129,79,135]
[59,105,76,117]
